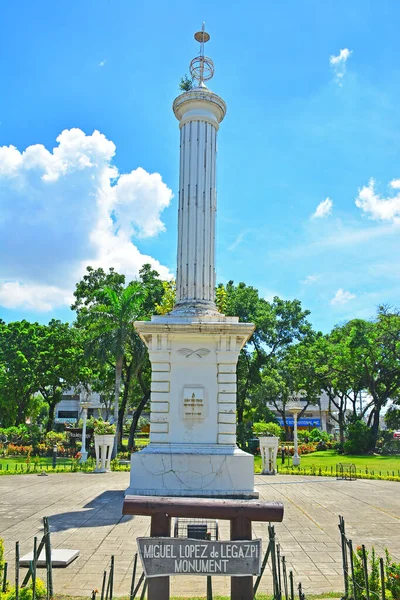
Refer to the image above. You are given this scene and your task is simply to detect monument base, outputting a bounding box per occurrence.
[126,444,258,499]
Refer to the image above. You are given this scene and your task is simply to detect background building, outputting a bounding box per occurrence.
[268,392,335,435]
[54,389,107,424]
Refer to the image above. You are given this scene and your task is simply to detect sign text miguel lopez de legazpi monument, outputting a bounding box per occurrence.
[127,25,257,499]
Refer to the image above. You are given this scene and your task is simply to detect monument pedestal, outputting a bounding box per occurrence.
[127,443,257,498]
[127,314,257,498]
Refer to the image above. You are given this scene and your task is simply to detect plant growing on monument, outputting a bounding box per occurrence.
[179,74,193,91]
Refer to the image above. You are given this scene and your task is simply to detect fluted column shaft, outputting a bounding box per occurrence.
[177,119,217,303]
[172,89,226,312]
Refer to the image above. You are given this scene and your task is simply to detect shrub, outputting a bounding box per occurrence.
[45,431,65,446]
[253,421,282,438]
[297,430,310,443]
[93,420,116,435]
[308,428,331,443]
[376,430,400,455]
[385,549,400,599]
[344,419,373,454]
[6,444,33,456]
[0,425,31,445]
[3,578,47,600]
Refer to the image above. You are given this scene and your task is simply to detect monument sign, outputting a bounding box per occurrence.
[137,538,262,577]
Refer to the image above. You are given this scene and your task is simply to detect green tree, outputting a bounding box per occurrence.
[155,280,176,315]
[251,341,320,440]
[0,320,86,430]
[35,320,89,431]
[310,331,365,445]
[0,320,41,426]
[73,264,167,450]
[222,281,313,425]
[344,308,400,450]
[84,283,147,450]
[385,406,400,430]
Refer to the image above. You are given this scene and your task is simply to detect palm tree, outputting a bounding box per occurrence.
[85,282,146,454]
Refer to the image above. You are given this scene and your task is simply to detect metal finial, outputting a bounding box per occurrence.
[190,23,214,87]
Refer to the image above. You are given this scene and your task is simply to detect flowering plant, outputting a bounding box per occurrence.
[93,421,116,435]
[385,549,400,599]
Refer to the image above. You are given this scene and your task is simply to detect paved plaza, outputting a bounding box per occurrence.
[1,472,400,597]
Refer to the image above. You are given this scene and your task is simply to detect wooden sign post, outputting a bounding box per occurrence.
[123,496,284,600]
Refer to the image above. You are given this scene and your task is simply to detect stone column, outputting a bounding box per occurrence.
[172,90,226,313]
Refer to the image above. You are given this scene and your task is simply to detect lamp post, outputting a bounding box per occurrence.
[287,401,302,467]
[79,401,90,463]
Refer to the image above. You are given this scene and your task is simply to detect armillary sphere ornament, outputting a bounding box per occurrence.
[190,22,215,86]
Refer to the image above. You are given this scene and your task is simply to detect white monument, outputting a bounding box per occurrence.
[126,25,257,498]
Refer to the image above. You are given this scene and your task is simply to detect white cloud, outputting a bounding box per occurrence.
[355,178,400,222]
[98,60,106,67]
[330,288,356,305]
[0,128,173,311]
[228,231,246,251]
[311,197,333,219]
[330,48,352,86]
[301,275,318,284]
[0,282,73,312]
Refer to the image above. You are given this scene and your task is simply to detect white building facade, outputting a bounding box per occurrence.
[268,392,334,434]
[54,389,107,425]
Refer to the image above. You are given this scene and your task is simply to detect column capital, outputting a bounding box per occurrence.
[173,89,226,126]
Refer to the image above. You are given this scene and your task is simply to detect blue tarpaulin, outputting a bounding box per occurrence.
[277,418,321,427]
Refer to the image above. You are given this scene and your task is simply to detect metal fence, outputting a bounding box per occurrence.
[336,463,357,480]
[338,515,400,600]
[0,517,54,600]
[278,465,400,481]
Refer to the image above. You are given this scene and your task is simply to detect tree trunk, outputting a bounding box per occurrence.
[112,355,123,458]
[237,401,244,426]
[128,390,150,451]
[118,360,134,451]
[47,401,56,432]
[16,396,29,426]
[369,406,381,451]
[338,410,345,445]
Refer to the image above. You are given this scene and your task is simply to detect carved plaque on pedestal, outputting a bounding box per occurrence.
[183,387,204,420]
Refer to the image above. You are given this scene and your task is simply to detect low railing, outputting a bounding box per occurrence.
[339,515,400,600]
[277,464,400,481]
[336,463,357,480]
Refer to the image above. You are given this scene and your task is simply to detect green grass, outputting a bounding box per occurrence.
[0,456,73,469]
[255,450,400,476]
[56,595,342,600]
[3,448,400,480]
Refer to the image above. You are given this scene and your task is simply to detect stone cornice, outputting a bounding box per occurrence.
[134,318,255,338]
[173,89,227,124]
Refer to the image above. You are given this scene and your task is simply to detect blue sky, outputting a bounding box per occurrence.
[1,0,400,332]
